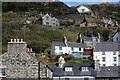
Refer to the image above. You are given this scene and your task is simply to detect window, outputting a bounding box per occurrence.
[79,48,81,51]
[103,64,106,66]
[84,78,89,80]
[46,17,49,20]
[65,67,72,71]
[71,47,74,51]
[81,9,85,12]
[46,22,49,26]
[113,57,117,62]
[116,37,118,41]
[59,47,62,50]
[113,64,117,66]
[102,52,105,55]
[59,52,63,54]
[65,78,70,80]
[113,52,116,55]
[81,67,89,71]
[0,68,6,76]
[102,57,106,62]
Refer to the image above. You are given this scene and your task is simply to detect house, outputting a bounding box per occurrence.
[51,36,93,59]
[93,42,120,67]
[0,39,52,79]
[47,56,96,80]
[47,56,120,80]
[38,13,59,27]
[113,29,120,42]
[77,33,101,49]
[77,5,92,14]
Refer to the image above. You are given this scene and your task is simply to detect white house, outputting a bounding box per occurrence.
[93,42,120,67]
[113,29,120,42]
[77,5,91,14]
[51,36,87,55]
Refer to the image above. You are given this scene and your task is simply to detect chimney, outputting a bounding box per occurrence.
[17,39,19,42]
[95,60,100,70]
[21,39,23,42]
[14,39,17,42]
[11,39,13,42]
[63,35,68,46]
[58,56,65,68]
[97,33,101,43]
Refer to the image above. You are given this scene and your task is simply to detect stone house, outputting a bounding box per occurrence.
[38,13,59,27]
[0,39,52,79]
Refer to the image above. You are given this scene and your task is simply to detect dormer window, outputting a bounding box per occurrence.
[65,67,72,71]
[81,67,89,71]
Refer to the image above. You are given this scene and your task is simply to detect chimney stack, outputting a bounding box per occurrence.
[95,60,100,70]
[58,56,65,68]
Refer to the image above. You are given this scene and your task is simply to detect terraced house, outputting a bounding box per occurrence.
[51,36,93,59]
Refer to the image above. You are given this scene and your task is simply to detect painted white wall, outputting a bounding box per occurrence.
[113,32,120,41]
[94,51,120,66]
[54,46,84,55]
[77,5,91,13]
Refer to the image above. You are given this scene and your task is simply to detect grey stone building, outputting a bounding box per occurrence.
[0,39,52,79]
[38,13,60,27]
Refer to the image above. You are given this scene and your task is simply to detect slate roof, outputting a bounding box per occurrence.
[94,42,120,52]
[47,63,120,77]
[96,66,120,77]
[52,41,87,48]
[47,63,95,76]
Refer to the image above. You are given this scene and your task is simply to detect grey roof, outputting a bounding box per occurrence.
[96,67,120,77]
[52,41,87,48]
[94,42,120,52]
[47,63,95,76]
[47,63,120,77]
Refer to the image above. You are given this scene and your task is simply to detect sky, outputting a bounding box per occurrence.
[59,0,120,7]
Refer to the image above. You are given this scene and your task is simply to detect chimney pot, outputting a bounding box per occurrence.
[11,39,13,42]
[31,48,32,52]
[17,39,19,42]
[14,39,16,42]
[21,39,23,42]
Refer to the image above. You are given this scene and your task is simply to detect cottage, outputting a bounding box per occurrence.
[38,13,59,27]
[93,42,120,67]
[51,36,93,59]
[113,29,120,42]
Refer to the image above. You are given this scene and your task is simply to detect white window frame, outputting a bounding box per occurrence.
[81,67,89,71]
[65,67,73,72]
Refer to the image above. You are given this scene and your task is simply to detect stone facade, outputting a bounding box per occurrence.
[38,13,60,27]
[1,39,39,78]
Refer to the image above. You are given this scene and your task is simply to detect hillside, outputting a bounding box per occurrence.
[2,2,119,54]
